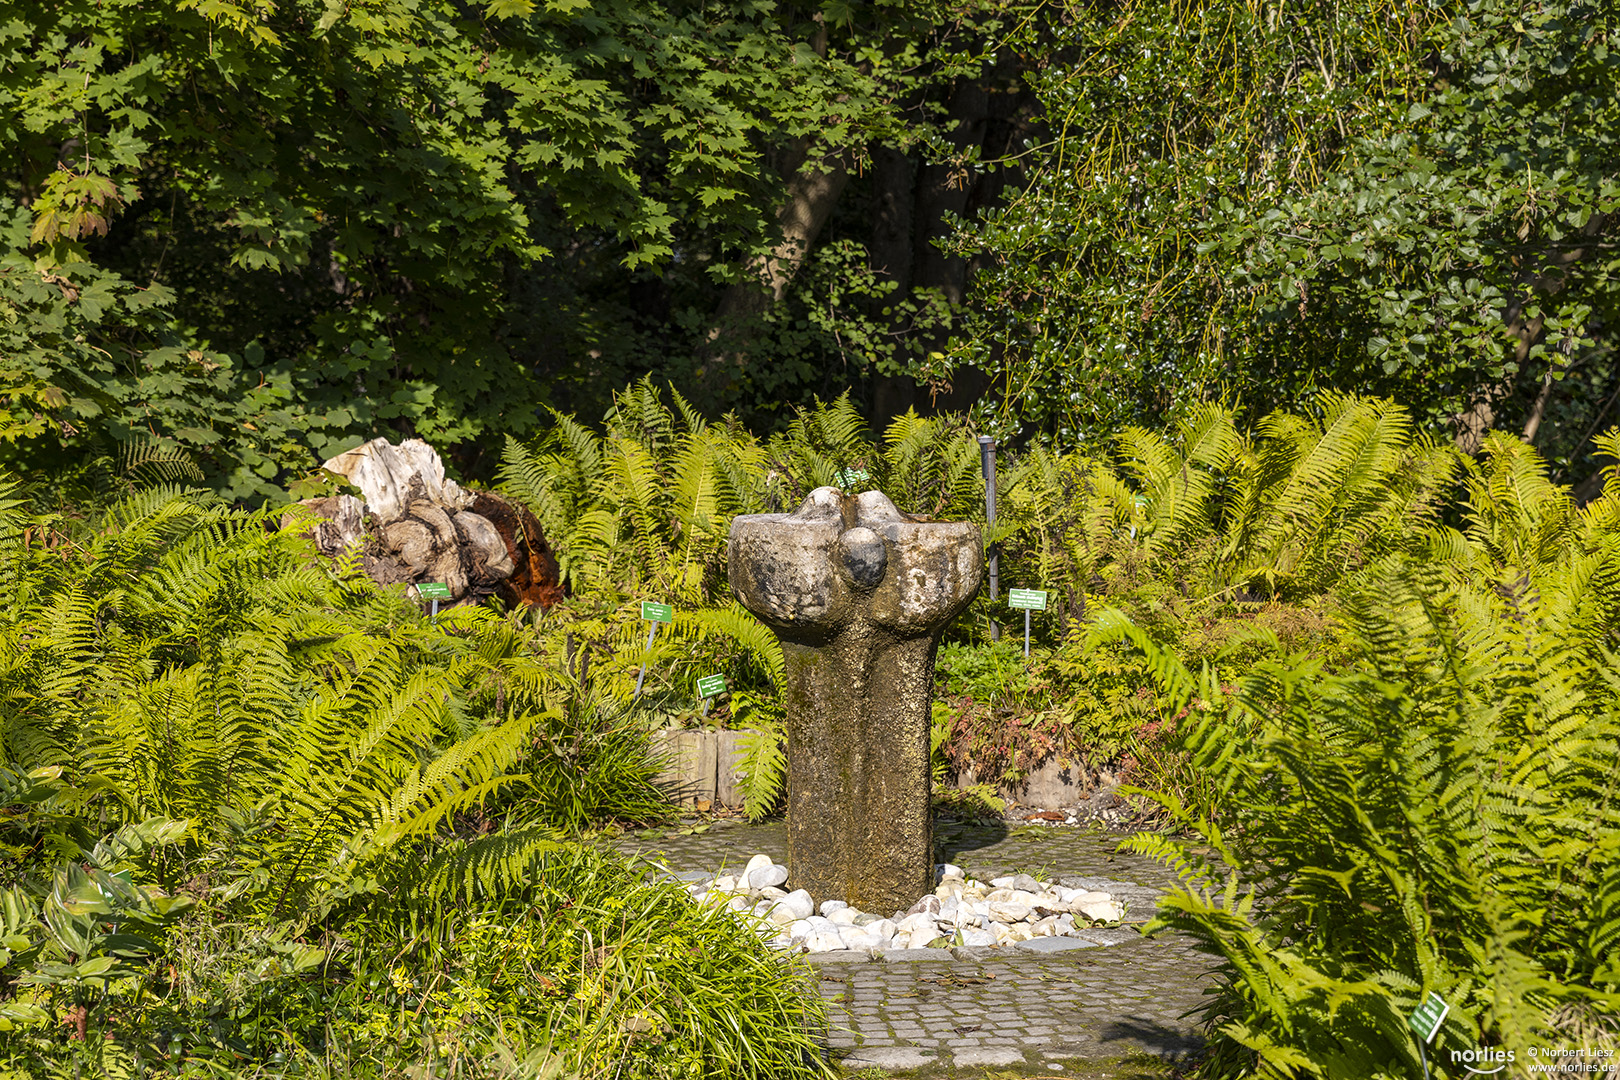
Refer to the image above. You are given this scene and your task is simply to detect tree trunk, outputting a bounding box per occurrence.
[879,63,1038,424]
[870,143,919,421]
[703,25,849,390]
[1461,209,1613,452]
[700,142,850,392]
[910,82,989,310]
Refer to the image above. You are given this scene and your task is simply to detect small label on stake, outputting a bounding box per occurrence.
[416,582,452,600]
[835,467,870,488]
[1407,991,1449,1044]
[640,601,674,623]
[696,674,728,697]
[1008,588,1048,610]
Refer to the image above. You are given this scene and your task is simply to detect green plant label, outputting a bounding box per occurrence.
[640,601,674,623]
[836,467,870,487]
[1008,588,1048,610]
[696,674,728,697]
[416,582,452,599]
[1407,991,1449,1044]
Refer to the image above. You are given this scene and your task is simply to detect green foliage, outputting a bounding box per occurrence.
[1106,434,1620,1077]
[731,692,787,824]
[947,0,1619,481]
[0,0,1008,494]
[497,386,1477,803]
[997,394,1457,614]
[221,846,829,1080]
[0,474,844,1075]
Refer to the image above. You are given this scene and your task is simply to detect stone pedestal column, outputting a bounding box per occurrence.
[728,488,982,914]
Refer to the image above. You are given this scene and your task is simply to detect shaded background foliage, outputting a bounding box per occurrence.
[0,0,1020,499]
[7,0,1616,501]
[945,0,1620,486]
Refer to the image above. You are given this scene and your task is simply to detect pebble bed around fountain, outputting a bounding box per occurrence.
[672,853,1126,954]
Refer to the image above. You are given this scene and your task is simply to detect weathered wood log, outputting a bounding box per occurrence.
[291,438,563,610]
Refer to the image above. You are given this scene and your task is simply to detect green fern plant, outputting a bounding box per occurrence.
[730,692,787,823]
[1096,447,1620,1078]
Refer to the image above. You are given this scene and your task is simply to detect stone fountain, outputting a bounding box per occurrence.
[728,488,983,914]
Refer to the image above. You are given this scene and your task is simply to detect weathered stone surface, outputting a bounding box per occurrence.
[465,491,563,609]
[729,487,982,915]
[292,438,563,610]
[881,948,951,962]
[324,437,475,520]
[293,494,367,556]
[953,1048,1026,1067]
[1013,936,1099,954]
[804,949,876,964]
[842,1048,937,1068]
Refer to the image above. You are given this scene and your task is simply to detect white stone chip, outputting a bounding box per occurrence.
[748,863,789,889]
[775,888,815,921]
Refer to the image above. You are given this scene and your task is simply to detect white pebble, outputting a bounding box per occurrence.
[1076,899,1123,923]
[839,926,877,950]
[774,889,814,922]
[748,864,789,890]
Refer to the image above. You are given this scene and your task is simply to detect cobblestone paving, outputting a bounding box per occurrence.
[609,819,1217,1075]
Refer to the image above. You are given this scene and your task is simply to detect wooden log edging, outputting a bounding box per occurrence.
[654,727,1094,810]
[653,729,749,809]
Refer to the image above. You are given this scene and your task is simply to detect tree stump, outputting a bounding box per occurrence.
[293,438,563,609]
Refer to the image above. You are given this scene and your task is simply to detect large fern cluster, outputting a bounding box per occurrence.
[0,477,834,1077]
[1105,434,1620,1077]
[497,380,986,710]
[496,384,1490,815]
[1001,394,1458,625]
[0,486,594,923]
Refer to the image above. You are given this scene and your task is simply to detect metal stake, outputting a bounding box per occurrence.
[978,435,1000,642]
[633,621,658,698]
[430,598,439,623]
[1024,608,1031,658]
